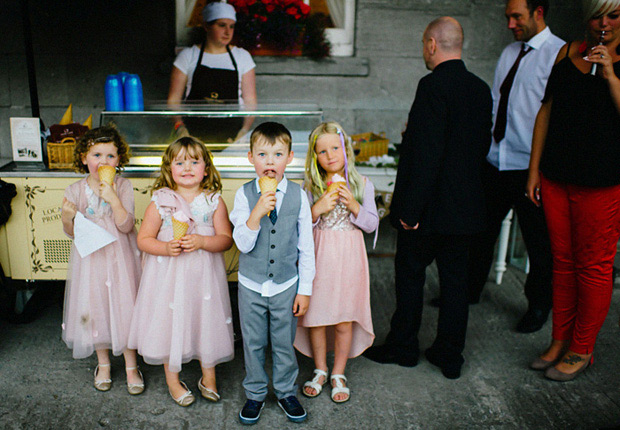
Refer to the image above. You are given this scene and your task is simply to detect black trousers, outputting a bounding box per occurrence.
[467,162,553,311]
[386,230,470,362]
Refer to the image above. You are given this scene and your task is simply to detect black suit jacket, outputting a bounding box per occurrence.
[390,59,492,235]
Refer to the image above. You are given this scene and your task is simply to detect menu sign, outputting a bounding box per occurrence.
[10,117,42,162]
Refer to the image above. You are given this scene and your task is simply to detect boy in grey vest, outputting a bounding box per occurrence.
[230,122,315,425]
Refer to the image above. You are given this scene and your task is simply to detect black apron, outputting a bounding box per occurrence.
[184,42,244,144]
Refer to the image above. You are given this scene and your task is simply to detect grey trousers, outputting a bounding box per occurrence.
[238,283,299,401]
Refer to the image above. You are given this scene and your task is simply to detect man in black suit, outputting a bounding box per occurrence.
[364,17,492,379]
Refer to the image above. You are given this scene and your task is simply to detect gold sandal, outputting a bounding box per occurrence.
[126,366,145,395]
[94,363,112,392]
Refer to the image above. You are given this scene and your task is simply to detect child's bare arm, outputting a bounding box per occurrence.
[138,202,181,256]
[61,197,77,237]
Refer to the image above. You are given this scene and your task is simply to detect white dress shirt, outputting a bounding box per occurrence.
[487,26,565,171]
[229,176,315,297]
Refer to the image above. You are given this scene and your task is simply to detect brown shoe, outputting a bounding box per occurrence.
[530,357,556,371]
[544,354,592,382]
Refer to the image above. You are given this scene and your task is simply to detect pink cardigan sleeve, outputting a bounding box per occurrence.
[350,177,379,234]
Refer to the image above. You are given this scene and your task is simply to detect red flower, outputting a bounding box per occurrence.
[299,2,310,15]
[286,6,298,15]
[265,4,276,12]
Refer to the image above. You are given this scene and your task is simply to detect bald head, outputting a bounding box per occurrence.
[424,17,464,53]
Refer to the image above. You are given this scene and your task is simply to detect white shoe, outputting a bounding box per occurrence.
[330,374,350,403]
[303,368,328,398]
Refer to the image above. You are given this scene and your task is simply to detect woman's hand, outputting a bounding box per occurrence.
[166,239,182,257]
[526,169,542,207]
[311,189,339,219]
[339,186,360,217]
[586,44,618,81]
[179,234,205,253]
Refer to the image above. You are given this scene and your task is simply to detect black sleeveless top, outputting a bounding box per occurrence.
[540,45,620,187]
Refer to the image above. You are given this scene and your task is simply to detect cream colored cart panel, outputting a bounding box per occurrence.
[0,176,249,281]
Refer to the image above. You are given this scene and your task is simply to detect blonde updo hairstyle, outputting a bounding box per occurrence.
[305,121,365,204]
[583,0,620,21]
[153,136,222,195]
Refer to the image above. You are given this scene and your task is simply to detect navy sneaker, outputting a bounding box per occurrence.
[278,396,307,423]
[239,399,265,425]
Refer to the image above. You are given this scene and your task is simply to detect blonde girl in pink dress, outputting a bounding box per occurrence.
[128,137,234,407]
[295,122,379,403]
[61,126,144,395]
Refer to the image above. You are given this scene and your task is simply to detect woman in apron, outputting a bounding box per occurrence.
[168,1,257,144]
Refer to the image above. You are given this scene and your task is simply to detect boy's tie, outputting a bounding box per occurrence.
[269,208,278,224]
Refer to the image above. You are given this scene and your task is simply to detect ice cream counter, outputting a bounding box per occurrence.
[0,164,396,282]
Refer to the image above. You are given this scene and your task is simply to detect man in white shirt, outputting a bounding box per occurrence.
[467,0,564,333]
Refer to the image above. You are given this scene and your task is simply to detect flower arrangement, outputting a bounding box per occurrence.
[228,0,330,58]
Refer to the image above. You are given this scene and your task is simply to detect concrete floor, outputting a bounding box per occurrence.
[1,259,620,429]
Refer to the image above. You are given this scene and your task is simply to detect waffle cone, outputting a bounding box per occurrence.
[327,181,344,194]
[259,176,278,216]
[97,165,116,185]
[172,217,189,240]
[258,176,277,194]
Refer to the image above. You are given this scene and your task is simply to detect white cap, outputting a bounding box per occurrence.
[202,1,237,23]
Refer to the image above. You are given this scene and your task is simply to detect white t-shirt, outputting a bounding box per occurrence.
[173,45,256,104]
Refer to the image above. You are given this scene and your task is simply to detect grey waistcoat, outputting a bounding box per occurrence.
[238,180,301,284]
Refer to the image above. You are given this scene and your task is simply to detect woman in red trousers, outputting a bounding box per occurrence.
[526,0,620,381]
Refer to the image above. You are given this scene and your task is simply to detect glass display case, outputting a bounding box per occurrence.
[100,102,323,177]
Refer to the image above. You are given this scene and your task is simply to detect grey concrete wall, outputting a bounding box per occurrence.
[0,0,582,158]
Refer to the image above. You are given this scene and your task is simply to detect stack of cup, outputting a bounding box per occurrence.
[104,72,144,111]
[104,74,124,111]
[123,74,144,111]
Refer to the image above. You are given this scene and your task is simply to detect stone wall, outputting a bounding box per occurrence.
[0,0,582,158]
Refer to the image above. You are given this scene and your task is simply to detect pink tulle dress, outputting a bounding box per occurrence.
[295,177,378,358]
[128,188,234,373]
[62,177,141,359]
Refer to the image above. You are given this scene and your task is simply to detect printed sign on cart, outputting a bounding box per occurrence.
[10,117,42,162]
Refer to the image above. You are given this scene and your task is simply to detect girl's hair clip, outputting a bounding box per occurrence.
[88,136,113,147]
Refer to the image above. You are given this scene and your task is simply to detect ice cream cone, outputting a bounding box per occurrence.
[326,173,346,194]
[97,165,116,185]
[259,176,278,216]
[83,114,93,130]
[172,217,189,240]
[59,104,73,125]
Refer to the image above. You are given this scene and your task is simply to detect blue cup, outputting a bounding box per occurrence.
[117,71,129,85]
[104,74,124,111]
[123,74,144,111]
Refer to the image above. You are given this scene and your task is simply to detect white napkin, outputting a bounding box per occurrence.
[73,212,117,258]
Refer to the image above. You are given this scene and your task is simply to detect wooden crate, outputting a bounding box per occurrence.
[351,132,389,162]
[46,138,76,170]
